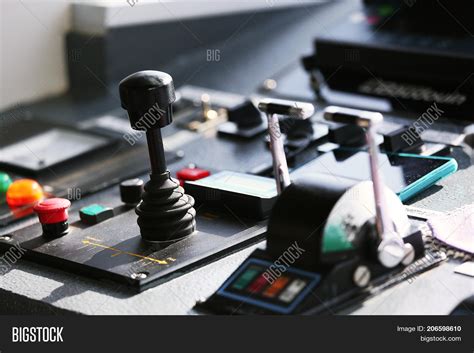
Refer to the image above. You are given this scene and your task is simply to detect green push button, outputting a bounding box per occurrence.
[232,266,260,290]
[79,204,114,225]
[0,172,12,193]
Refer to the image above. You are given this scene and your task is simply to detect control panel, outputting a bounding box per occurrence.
[0,66,470,310]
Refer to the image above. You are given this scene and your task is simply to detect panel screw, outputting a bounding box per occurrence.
[131,272,148,279]
[402,243,415,266]
[262,79,277,91]
[353,265,371,287]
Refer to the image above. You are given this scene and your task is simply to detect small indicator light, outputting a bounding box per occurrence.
[378,5,394,17]
[232,267,260,290]
[366,15,380,25]
[262,276,290,298]
[278,279,307,303]
[6,179,44,207]
[0,172,12,193]
[247,274,269,294]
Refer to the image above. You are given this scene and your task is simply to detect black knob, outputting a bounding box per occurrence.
[120,178,144,205]
[382,125,423,153]
[327,122,365,147]
[119,70,175,130]
[464,124,474,148]
[119,70,196,244]
[283,118,314,150]
[227,100,263,129]
[120,71,176,175]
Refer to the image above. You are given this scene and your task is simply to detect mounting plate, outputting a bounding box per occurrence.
[0,206,266,292]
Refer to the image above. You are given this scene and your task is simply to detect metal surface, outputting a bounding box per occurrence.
[258,99,314,193]
[146,129,167,175]
[0,188,266,291]
[266,112,290,194]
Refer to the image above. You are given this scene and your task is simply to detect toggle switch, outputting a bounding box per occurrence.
[179,93,226,132]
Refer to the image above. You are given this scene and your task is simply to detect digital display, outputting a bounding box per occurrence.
[0,128,110,172]
[192,171,277,198]
[217,258,321,314]
[291,148,453,195]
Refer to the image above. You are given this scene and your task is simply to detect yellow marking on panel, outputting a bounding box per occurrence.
[201,212,219,220]
[81,240,168,265]
[86,236,102,242]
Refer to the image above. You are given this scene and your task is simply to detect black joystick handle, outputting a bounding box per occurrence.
[119,71,196,243]
[119,70,175,174]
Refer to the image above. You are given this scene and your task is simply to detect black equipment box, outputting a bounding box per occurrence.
[303,0,474,119]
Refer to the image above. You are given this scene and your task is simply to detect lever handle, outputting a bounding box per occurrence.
[258,99,314,194]
[323,105,405,268]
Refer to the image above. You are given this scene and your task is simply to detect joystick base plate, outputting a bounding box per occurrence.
[0,206,265,292]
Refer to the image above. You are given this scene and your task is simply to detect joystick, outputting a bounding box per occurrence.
[119,70,196,243]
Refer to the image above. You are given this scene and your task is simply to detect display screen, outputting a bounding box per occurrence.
[193,171,277,198]
[291,148,453,195]
[217,258,321,314]
[0,128,110,172]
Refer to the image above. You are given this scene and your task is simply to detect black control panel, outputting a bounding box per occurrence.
[303,1,474,118]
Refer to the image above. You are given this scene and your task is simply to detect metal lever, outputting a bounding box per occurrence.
[258,99,314,194]
[324,106,407,268]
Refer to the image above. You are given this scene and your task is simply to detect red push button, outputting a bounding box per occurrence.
[176,167,210,186]
[33,198,71,224]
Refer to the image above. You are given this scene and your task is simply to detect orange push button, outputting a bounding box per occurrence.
[6,179,44,207]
